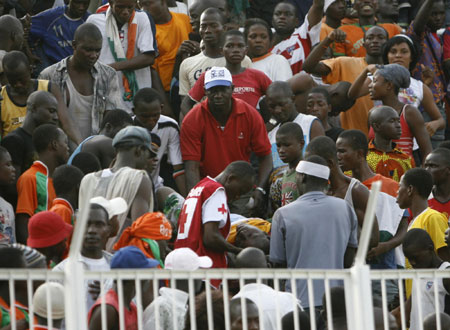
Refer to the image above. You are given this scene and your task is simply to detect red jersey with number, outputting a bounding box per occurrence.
[175,177,230,269]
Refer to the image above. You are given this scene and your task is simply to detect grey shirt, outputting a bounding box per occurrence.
[270,191,358,307]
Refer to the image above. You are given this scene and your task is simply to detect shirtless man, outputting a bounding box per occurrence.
[305,136,380,248]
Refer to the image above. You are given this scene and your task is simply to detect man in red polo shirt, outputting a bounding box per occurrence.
[180,67,272,216]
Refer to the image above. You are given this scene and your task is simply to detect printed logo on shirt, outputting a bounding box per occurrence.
[238,132,244,139]
[426,281,434,291]
[234,87,255,94]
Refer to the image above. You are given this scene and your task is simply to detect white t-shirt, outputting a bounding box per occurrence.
[87,11,155,111]
[201,179,228,229]
[0,196,15,244]
[168,2,188,15]
[250,53,293,81]
[179,53,252,95]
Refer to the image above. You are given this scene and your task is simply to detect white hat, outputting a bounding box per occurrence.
[33,282,65,319]
[204,67,233,90]
[165,248,213,270]
[324,0,337,12]
[89,196,128,220]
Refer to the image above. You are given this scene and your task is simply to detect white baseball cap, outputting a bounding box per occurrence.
[33,282,65,319]
[324,0,337,12]
[165,248,213,270]
[204,67,233,90]
[89,196,128,220]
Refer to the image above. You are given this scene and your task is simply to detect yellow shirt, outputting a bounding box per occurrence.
[405,208,448,297]
[1,80,50,138]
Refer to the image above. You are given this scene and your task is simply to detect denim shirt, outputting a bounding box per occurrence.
[39,56,124,135]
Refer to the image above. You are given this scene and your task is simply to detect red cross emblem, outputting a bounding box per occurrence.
[218,203,227,215]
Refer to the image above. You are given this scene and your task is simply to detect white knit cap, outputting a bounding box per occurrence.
[32,282,65,319]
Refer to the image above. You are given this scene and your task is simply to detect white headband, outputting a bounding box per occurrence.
[296,161,330,180]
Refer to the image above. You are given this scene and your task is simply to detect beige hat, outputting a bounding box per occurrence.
[32,282,65,319]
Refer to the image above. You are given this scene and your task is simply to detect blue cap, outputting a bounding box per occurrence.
[111,246,160,269]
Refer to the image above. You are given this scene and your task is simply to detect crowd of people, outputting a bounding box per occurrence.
[0,0,448,329]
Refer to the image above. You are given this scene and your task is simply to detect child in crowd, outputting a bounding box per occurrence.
[31,282,65,330]
[0,147,15,244]
[275,122,305,208]
[306,87,344,142]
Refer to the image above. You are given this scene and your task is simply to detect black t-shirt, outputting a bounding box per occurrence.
[1,127,36,174]
[325,127,345,142]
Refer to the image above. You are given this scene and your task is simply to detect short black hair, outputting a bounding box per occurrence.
[0,146,10,161]
[100,109,132,130]
[338,129,368,157]
[3,50,29,71]
[382,35,420,72]
[364,25,388,41]
[71,152,101,175]
[0,246,25,268]
[224,161,257,180]
[438,140,450,150]
[281,309,311,330]
[305,136,337,162]
[73,22,102,43]
[429,148,450,167]
[244,18,272,41]
[53,165,84,196]
[403,228,434,251]
[267,81,294,98]
[308,86,331,104]
[201,7,227,25]
[133,88,163,107]
[223,29,246,44]
[32,124,61,154]
[403,168,433,199]
[277,122,304,142]
[275,2,299,19]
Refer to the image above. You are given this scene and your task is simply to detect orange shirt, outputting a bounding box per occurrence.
[49,198,74,225]
[334,23,402,57]
[320,21,335,41]
[363,174,399,197]
[153,13,192,91]
[321,56,373,134]
[16,161,56,216]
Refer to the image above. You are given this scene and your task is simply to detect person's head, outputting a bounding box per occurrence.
[322,286,347,326]
[27,211,73,263]
[325,0,346,21]
[354,0,377,18]
[234,246,268,268]
[32,282,65,325]
[200,7,226,47]
[272,2,299,36]
[71,152,101,174]
[33,125,69,165]
[427,0,445,32]
[230,298,259,330]
[376,0,399,21]
[52,165,84,208]
[111,0,136,26]
[68,0,90,18]
[10,243,47,269]
[281,309,311,330]
[276,122,304,167]
[185,290,225,330]
[266,81,297,124]
[438,140,450,150]
[222,30,247,65]
[99,109,133,138]
[112,125,158,169]
[204,66,234,112]
[373,307,397,330]
[423,312,450,330]
[382,34,419,72]
[0,15,24,51]
[304,136,338,168]
[234,223,270,254]
[138,0,168,19]
[244,18,272,58]
[396,168,433,209]
[369,64,410,99]
[295,155,330,194]
[3,51,31,95]
[0,147,15,186]
[306,87,332,123]
[424,148,450,186]
[402,228,436,269]
[0,246,26,268]
[336,130,368,172]
[363,26,388,57]
[217,161,257,202]
[27,91,59,127]
[72,23,103,71]
[327,81,356,115]
[133,88,164,131]
[189,0,228,34]
[368,106,402,141]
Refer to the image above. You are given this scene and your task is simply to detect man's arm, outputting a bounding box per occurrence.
[184,160,201,192]
[15,213,30,244]
[404,105,432,164]
[50,84,82,144]
[307,0,325,27]
[302,29,346,76]
[352,183,380,248]
[180,96,197,119]
[108,53,155,72]
[173,164,187,197]
[344,246,356,268]
[310,119,325,139]
[150,68,174,118]
[410,0,435,36]
[130,174,153,220]
[437,246,450,262]
[203,221,242,255]
[88,305,119,330]
[367,217,408,259]
[252,153,273,217]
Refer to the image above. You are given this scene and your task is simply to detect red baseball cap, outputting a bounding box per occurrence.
[27,211,73,248]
